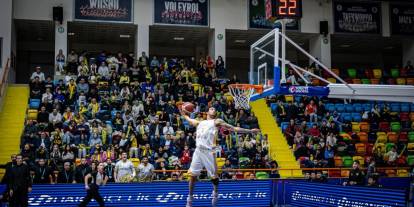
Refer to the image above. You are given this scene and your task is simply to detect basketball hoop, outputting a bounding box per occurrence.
[228,84,263,110]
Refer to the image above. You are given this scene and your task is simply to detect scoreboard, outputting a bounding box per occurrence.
[266,0,303,19]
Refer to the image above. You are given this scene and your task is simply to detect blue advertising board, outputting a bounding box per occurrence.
[74,0,133,22]
[279,86,330,96]
[284,181,407,207]
[5,180,271,206]
[154,0,209,26]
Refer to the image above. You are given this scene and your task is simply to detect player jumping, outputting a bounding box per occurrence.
[182,106,259,207]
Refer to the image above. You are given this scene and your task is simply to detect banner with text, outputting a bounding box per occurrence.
[390,4,414,35]
[154,0,209,26]
[334,1,381,34]
[74,0,133,22]
[249,0,299,30]
[14,180,271,206]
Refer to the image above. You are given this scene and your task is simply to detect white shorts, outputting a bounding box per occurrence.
[188,148,217,178]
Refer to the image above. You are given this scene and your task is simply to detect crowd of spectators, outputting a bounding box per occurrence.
[11,50,277,185]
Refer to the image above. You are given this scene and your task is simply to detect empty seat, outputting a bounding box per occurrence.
[385,169,396,177]
[335,103,345,112]
[397,169,409,177]
[399,132,408,143]
[396,78,406,85]
[360,122,370,132]
[401,103,410,112]
[255,172,269,179]
[364,69,373,79]
[281,122,289,132]
[355,143,366,155]
[352,79,361,84]
[351,122,360,132]
[407,155,414,166]
[387,132,398,143]
[353,103,363,112]
[334,156,343,167]
[29,99,41,109]
[379,122,390,132]
[362,103,372,111]
[361,79,371,84]
[332,68,340,76]
[410,112,414,122]
[345,104,354,112]
[357,132,368,143]
[342,156,353,168]
[387,78,396,85]
[347,68,357,78]
[406,78,414,85]
[341,170,350,177]
[390,68,400,78]
[341,113,352,122]
[390,122,401,132]
[370,78,380,84]
[326,103,335,112]
[372,69,382,79]
[390,103,400,112]
[408,132,414,142]
[327,78,337,83]
[400,112,409,122]
[352,113,362,122]
[27,109,38,121]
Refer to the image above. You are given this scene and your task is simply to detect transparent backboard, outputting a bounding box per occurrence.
[250,31,277,88]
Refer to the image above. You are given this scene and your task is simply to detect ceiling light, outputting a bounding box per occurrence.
[340,44,351,48]
[120,34,131,38]
[68,32,75,36]
[173,37,184,41]
[234,39,246,43]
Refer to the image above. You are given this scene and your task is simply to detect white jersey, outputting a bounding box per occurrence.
[195,119,217,150]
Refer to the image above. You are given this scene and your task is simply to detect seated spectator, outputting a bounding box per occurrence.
[58,162,76,184]
[30,66,45,82]
[343,161,365,186]
[33,158,52,184]
[385,146,399,166]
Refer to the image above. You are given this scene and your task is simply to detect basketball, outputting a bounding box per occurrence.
[182,102,195,113]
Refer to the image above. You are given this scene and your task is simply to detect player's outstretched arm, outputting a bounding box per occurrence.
[215,119,260,134]
[180,110,200,127]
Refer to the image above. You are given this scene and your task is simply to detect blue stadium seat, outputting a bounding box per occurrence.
[390,103,400,112]
[345,104,354,112]
[335,103,345,112]
[326,103,335,112]
[29,99,41,109]
[410,104,414,112]
[341,113,352,122]
[352,113,362,122]
[362,103,372,111]
[270,103,278,112]
[353,103,363,113]
[294,96,302,103]
[281,122,289,132]
[401,103,410,112]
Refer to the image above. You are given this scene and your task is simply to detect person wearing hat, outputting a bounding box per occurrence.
[30,66,45,82]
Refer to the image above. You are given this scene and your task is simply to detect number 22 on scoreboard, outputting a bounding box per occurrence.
[278,0,297,15]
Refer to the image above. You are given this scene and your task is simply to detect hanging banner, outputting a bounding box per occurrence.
[249,0,299,30]
[74,0,133,22]
[390,4,414,35]
[154,0,209,26]
[333,1,381,34]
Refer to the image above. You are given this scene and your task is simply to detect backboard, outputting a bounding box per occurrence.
[250,30,277,88]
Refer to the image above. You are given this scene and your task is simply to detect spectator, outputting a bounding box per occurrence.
[114,152,135,183]
[56,49,65,73]
[385,146,399,165]
[30,66,45,82]
[75,158,91,183]
[33,158,52,184]
[67,50,79,74]
[404,60,413,71]
[58,162,76,184]
[104,158,115,183]
[305,100,318,123]
[137,157,154,182]
[343,161,365,186]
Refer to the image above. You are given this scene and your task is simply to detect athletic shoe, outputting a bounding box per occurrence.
[212,191,218,207]
[186,196,193,207]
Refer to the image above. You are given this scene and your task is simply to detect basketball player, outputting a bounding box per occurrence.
[182,107,259,207]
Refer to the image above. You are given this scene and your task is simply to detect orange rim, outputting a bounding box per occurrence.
[228,84,264,94]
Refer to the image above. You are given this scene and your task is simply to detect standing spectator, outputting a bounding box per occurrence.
[75,158,91,183]
[137,157,154,182]
[343,161,365,186]
[98,62,110,80]
[366,159,376,178]
[305,100,318,123]
[56,49,65,73]
[114,152,135,183]
[8,155,32,207]
[138,52,149,67]
[33,158,52,184]
[150,56,160,68]
[215,56,225,78]
[104,158,115,183]
[58,162,76,184]
[67,50,78,74]
[30,66,45,82]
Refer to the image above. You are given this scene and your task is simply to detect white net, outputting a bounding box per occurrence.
[228,85,256,110]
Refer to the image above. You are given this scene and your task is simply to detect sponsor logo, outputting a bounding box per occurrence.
[288,86,309,94]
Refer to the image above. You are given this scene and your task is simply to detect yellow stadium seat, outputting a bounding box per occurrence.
[373,69,382,79]
[27,109,38,120]
[327,78,337,83]
[396,78,406,85]
[355,143,366,155]
[331,68,340,76]
[408,143,414,153]
[285,95,293,102]
[341,170,350,177]
[397,169,408,177]
[376,132,387,143]
[375,143,386,153]
[352,122,360,132]
[353,156,364,166]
